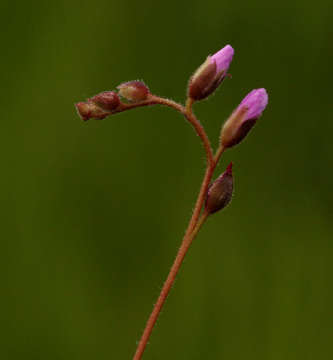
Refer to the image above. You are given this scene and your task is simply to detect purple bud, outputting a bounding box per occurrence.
[75,101,108,121]
[238,88,268,121]
[211,44,234,74]
[90,91,120,111]
[117,81,150,102]
[220,88,268,148]
[188,45,234,101]
[205,163,233,215]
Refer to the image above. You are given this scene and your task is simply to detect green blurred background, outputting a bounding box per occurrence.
[1,0,332,359]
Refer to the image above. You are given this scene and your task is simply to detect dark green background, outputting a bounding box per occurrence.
[1,0,332,359]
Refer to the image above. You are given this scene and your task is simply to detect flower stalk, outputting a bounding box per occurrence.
[75,44,268,360]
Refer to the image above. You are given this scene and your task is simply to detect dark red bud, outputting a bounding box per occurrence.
[90,91,120,111]
[205,163,233,214]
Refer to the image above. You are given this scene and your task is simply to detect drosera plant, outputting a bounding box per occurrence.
[75,44,268,360]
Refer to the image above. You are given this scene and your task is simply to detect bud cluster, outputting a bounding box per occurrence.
[186,45,268,215]
[75,43,269,217]
[74,43,271,358]
[75,81,150,121]
[188,45,268,149]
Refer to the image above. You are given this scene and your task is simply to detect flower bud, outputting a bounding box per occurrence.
[90,91,120,111]
[188,45,234,101]
[117,81,150,102]
[205,163,233,215]
[75,101,108,121]
[220,88,268,148]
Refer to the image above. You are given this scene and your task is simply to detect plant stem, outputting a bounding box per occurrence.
[151,96,214,167]
[214,144,225,164]
[117,96,214,167]
[132,96,224,360]
[133,148,224,359]
[132,211,209,360]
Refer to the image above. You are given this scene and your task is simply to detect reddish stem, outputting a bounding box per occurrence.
[133,211,210,360]
[132,98,225,360]
[112,95,214,168]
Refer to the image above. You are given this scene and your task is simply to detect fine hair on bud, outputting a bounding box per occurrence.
[205,163,233,214]
[117,81,150,102]
[90,91,120,111]
[75,101,109,121]
[221,88,268,149]
[188,45,234,101]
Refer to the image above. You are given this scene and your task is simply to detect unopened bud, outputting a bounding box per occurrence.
[90,91,120,111]
[220,88,268,148]
[75,101,108,121]
[188,45,234,101]
[117,81,150,102]
[205,163,233,214]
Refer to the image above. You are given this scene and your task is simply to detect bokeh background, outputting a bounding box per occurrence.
[1,0,332,359]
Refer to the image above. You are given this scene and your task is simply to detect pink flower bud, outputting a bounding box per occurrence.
[220,88,268,148]
[188,45,234,101]
[90,91,120,111]
[75,101,109,121]
[117,81,150,102]
[211,45,234,74]
[205,163,233,215]
[238,88,268,120]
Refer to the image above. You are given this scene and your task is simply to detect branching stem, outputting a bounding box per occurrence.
[132,96,225,360]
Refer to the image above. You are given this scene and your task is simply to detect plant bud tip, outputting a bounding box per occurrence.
[226,162,233,174]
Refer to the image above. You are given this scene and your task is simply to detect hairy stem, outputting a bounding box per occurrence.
[182,102,225,236]
[132,96,224,360]
[116,96,214,167]
[214,144,225,164]
[133,211,209,360]
[150,96,214,167]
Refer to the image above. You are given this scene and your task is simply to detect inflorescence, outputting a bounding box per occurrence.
[75,44,268,360]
